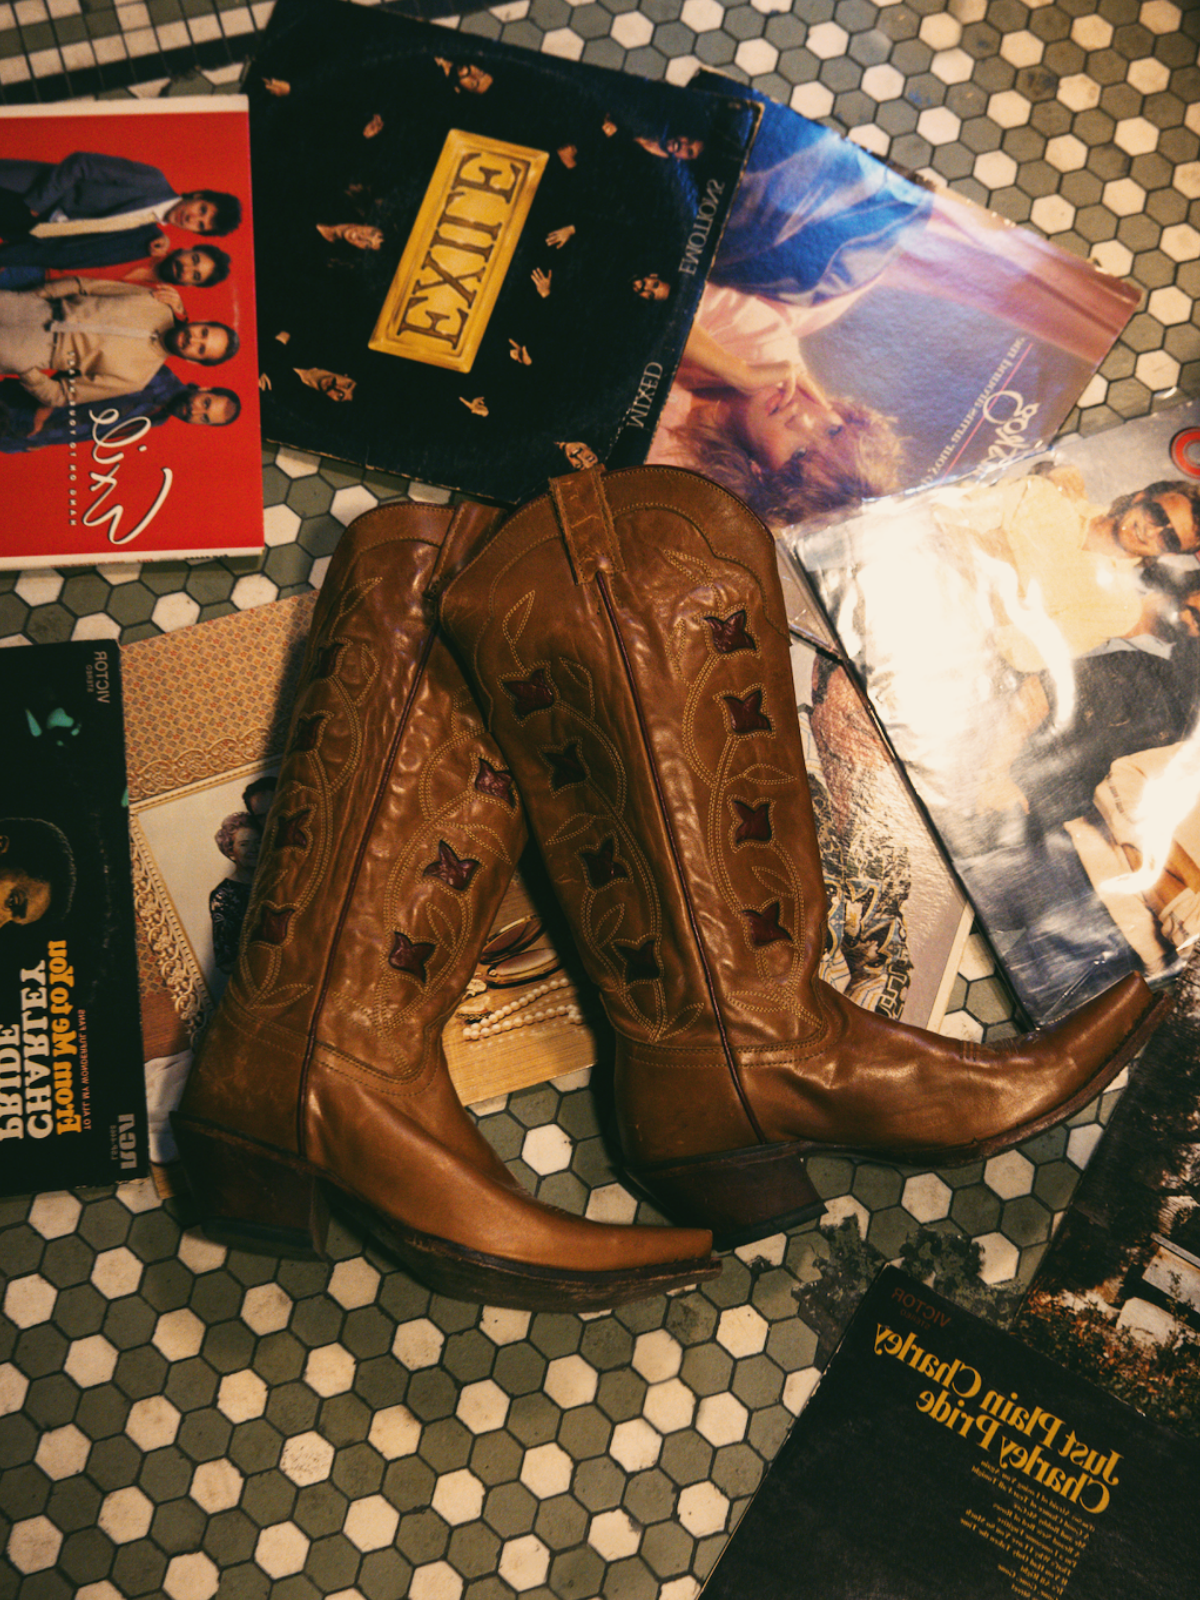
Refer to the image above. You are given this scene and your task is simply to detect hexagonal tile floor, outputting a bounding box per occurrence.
[2,1,1197,1597]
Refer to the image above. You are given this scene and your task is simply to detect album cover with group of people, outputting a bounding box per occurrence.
[0,98,263,568]
[797,400,1200,1028]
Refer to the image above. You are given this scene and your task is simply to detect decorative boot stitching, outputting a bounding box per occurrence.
[502,667,555,718]
[422,841,481,891]
[474,757,516,806]
[722,689,772,734]
[387,932,435,982]
[731,799,772,845]
[541,740,588,791]
[703,609,756,654]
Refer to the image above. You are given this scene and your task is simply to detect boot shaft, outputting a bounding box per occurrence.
[184,502,527,1155]
[440,466,831,1057]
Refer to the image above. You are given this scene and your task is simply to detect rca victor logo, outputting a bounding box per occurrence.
[371,130,547,372]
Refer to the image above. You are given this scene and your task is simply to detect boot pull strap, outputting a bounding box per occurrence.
[425,500,505,602]
[549,467,625,586]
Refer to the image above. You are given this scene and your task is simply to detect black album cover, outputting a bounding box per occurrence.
[246,0,759,503]
[0,643,147,1192]
[702,1265,1200,1600]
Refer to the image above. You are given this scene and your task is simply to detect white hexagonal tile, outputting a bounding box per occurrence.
[790,82,835,121]
[916,106,960,146]
[343,1494,400,1552]
[153,1308,207,1362]
[680,0,724,31]
[369,1403,421,1458]
[126,1395,181,1451]
[151,590,202,633]
[1161,223,1200,262]
[331,485,382,527]
[734,38,778,77]
[734,1231,787,1267]
[75,1587,124,1600]
[966,934,998,985]
[91,1247,143,1300]
[1000,30,1042,67]
[821,1193,870,1234]
[806,21,848,59]
[255,1521,310,1579]
[304,1342,355,1397]
[1103,177,1149,218]
[35,1423,90,1480]
[27,1190,81,1238]
[1115,117,1160,158]
[903,1173,952,1223]
[1135,349,1181,394]
[1175,161,1200,200]
[631,1328,682,1383]
[541,27,583,60]
[431,1467,486,1525]
[280,1430,335,1486]
[478,1305,531,1345]
[931,47,973,85]
[665,54,702,87]
[241,1282,293,1335]
[716,1304,769,1358]
[848,124,890,160]
[610,11,652,49]
[190,1458,244,1513]
[394,1317,445,1369]
[695,1392,748,1447]
[230,573,278,612]
[939,1008,985,1044]
[677,1480,729,1537]
[499,1534,551,1592]
[72,612,122,641]
[783,1365,821,1415]
[985,1150,1036,1199]
[749,0,792,11]
[163,1551,220,1600]
[861,63,904,102]
[457,1378,510,1434]
[263,503,301,549]
[918,11,959,49]
[1067,1121,1106,1169]
[6,1516,62,1574]
[1030,194,1075,235]
[987,90,1031,130]
[536,1356,591,1411]
[973,150,1018,191]
[1046,133,1088,173]
[976,1232,1021,1285]
[1057,74,1101,114]
[643,1376,696,1434]
[588,1507,641,1561]
[216,1368,268,1423]
[1140,1,1181,34]
[1128,57,1170,96]
[1074,371,1110,410]
[14,571,63,607]
[64,1334,118,1388]
[99,1485,154,1543]
[609,1417,662,1472]
[176,1231,226,1272]
[585,1182,638,1224]
[410,1560,465,1600]
[274,446,321,478]
[327,1257,380,1310]
[515,1440,571,1499]
[4,1273,57,1328]
[0,1363,30,1416]
[1071,14,1113,49]
[521,1122,573,1175]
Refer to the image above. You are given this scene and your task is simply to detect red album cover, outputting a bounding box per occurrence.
[0,99,262,568]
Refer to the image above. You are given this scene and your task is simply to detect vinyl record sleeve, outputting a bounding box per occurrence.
[246,0,759,503]
[701,1265,1200,1600]
[796,401,1200,1025]
[0,642,147,1193]
[0,99,263,568]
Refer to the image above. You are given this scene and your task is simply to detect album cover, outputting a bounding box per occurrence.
[797,401,1200,1024]
[246,0,759,502]
[0,98,262,568]
[701,1265,1200,1600]
[0,642,146,1193]
[649,79,1139,537]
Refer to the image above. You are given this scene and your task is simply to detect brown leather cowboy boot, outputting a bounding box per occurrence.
[439,466,1168,1246]
[173,501,717,1308]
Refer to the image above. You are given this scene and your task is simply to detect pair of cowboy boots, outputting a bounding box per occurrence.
[176,468,1165,1309]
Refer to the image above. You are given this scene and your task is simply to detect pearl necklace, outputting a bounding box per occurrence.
[461,974,583,1042]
